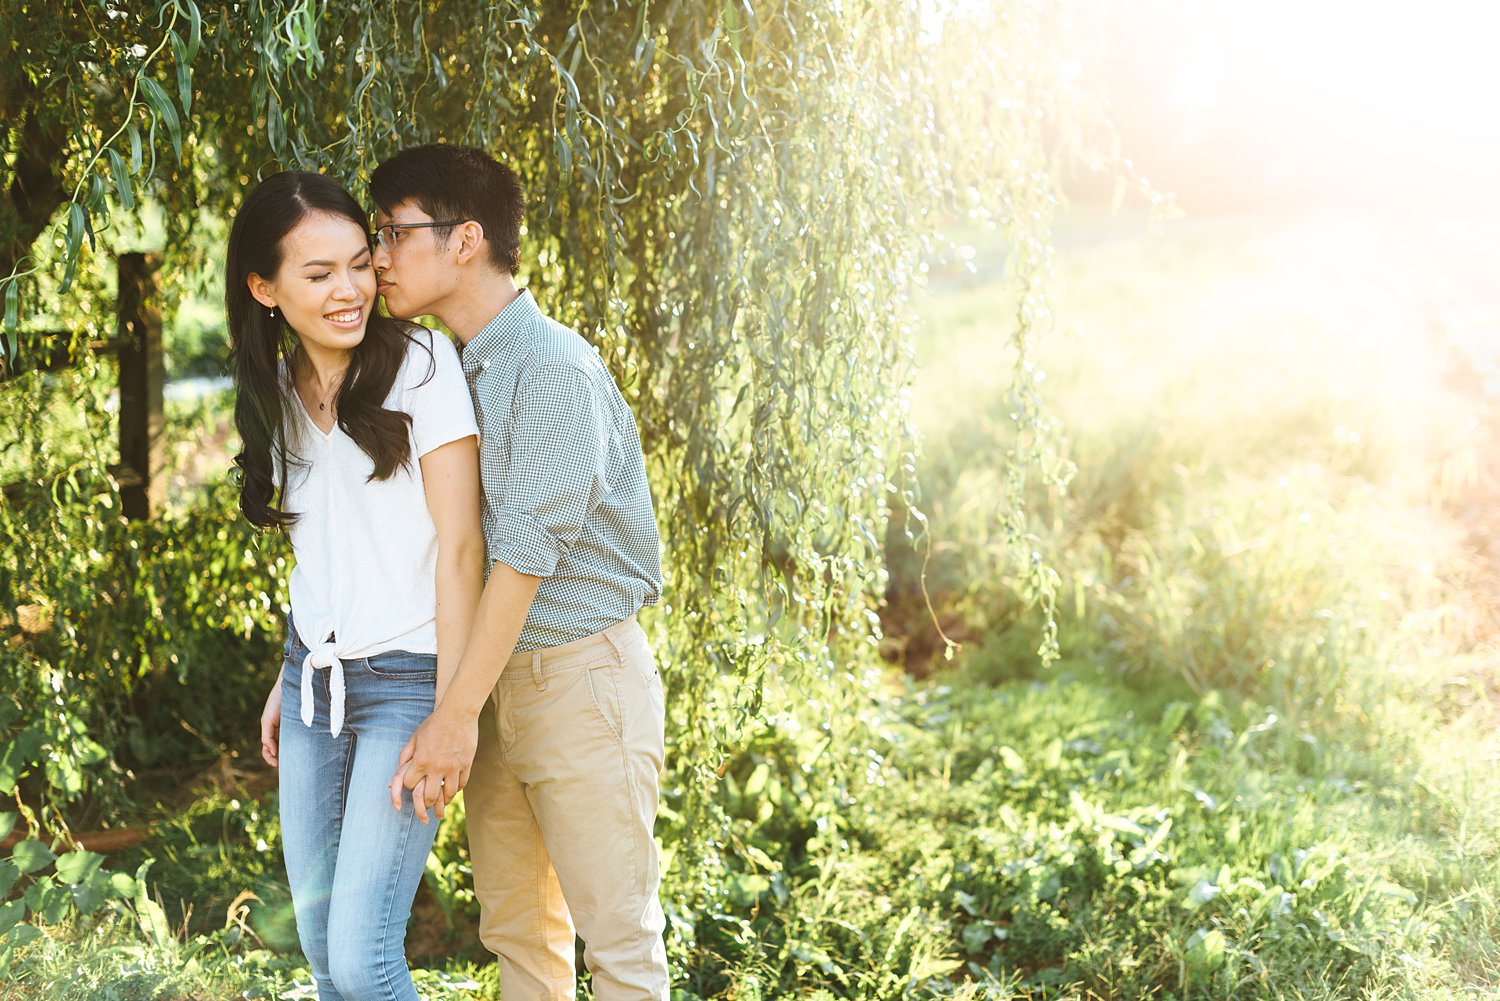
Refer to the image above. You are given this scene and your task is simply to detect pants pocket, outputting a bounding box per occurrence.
[585,662,625,744]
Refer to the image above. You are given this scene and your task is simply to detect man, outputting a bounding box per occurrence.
[369,144,668,1001]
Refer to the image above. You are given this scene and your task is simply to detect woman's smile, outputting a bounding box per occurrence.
[324,306,365,328]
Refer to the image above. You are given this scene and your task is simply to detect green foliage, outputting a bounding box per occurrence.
[420,797,478,945]
[5,662,1495,999]
[135,791,296,953]
[0,838,137,980]
[0,1,1087,966]
[0,0,1161,990]
[0,892,297,999]
[0,454,288,971]
[651,664,1484,1000]
[10,200,1500,997]
[0,468,287,818]
[866,214,1500,998]
[0,1,204,319]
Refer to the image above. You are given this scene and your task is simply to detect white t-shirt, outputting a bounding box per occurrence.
[280,328,478,661]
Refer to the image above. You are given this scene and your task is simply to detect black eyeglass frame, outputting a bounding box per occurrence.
[373,219,467,252]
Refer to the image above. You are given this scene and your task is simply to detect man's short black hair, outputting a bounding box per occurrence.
[370,143,524,274]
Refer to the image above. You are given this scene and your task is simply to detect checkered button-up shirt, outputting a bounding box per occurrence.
[461,290,663,652]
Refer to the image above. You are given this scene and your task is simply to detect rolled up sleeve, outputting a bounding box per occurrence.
[490,364,608,577]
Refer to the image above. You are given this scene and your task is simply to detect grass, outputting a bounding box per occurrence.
[5,207,1500,998]
[8,668,1495,999]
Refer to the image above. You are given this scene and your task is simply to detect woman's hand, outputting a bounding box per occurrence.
[260,670,284,767]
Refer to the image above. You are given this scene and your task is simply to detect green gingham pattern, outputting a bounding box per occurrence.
[462,290,663,652]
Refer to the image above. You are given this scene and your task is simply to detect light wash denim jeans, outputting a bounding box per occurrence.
[279,621,439,1001]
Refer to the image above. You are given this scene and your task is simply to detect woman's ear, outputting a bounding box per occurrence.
[247,273,277,310]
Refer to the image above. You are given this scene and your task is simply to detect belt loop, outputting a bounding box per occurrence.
[531,651,546,691]
[602,620,627,660]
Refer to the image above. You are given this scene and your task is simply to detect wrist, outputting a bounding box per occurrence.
[435,690,485,724]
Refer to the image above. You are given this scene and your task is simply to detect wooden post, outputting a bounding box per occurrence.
[116,252,163,520]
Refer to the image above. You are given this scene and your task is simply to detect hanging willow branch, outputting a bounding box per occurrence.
[0,0,1115,955]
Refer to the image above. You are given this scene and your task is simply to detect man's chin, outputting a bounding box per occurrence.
[379,294,416,320]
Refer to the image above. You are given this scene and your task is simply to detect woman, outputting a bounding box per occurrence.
[227,171,483,999]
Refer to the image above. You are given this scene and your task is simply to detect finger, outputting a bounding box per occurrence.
[396,735,416,768]
[402,755,426,791]
[389,764,409,811]
[421,774,443,814]
[411,777,431,825]
[435,774,456,816]
[260,719,278,767]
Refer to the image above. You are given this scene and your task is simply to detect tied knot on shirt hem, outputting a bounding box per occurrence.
[300,641,346,736]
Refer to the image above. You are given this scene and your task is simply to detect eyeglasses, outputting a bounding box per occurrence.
[373,220,466,253]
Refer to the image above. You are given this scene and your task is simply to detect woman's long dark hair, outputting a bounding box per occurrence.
[226,171,428,529]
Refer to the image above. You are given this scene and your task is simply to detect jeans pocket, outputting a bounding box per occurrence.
[363,651,438,684]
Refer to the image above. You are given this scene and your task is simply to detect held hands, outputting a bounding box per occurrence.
[388,706,478,824]
[260,671,284,767]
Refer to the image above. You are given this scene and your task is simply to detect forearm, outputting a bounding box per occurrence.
[433,537,485,700]
[434,561,542,721]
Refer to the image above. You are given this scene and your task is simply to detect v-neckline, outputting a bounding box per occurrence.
[294,391,337,441]
[288,359,339,441]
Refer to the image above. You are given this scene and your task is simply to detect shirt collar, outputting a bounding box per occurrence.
[462,288,540,373]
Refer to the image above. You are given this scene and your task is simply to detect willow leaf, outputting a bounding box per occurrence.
[140,77,182,160]
[108,149,135,210]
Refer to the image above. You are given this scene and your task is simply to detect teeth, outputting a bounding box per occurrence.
[326,308,361,322]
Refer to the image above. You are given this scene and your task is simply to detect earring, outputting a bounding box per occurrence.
[269,307,277,318]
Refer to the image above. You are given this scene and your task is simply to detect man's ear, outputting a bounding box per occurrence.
[247,273,276,310]
[452,221,487,265]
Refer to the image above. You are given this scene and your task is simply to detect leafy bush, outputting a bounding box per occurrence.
[0,471,286,825]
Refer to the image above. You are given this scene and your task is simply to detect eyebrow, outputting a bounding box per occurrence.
[300,246,372,268]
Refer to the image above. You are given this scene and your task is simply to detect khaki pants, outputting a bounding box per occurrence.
[465,616,668,1001]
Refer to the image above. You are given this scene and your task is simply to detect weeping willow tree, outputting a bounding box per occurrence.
[2,0,1107,965]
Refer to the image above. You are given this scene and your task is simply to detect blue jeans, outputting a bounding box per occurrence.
[279,623,439,1001]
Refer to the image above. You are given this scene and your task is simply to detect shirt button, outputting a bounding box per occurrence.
[481,360,490,371]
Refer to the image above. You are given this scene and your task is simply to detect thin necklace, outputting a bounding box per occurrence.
[312,374,341,412]
[297,351,344,414]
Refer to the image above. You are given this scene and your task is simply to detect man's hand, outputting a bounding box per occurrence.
[388,561,542,823]
[260,671,284,767]
[388,707,478,824]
